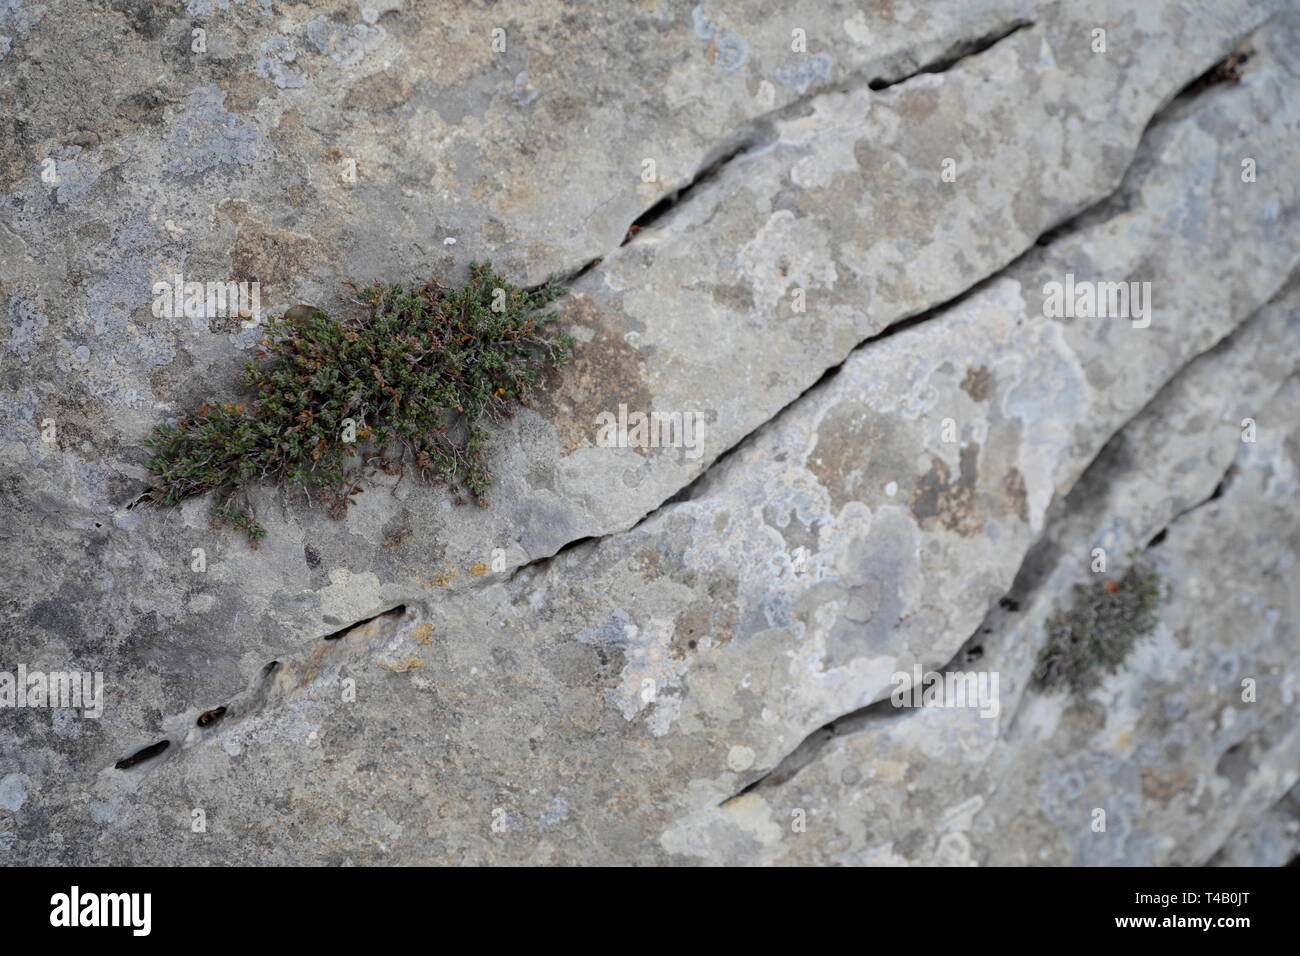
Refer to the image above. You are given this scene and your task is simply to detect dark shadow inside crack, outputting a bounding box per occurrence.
[867,19,1034,91]
[322,603,406,641]
[621,138,760,246]
[113,739,170,771]
[196,705,228,728]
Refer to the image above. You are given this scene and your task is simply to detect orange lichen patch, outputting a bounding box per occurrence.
[469,562,490,577]
[426,568,458,588]
[382,657,425,673]
[411,622,434,644]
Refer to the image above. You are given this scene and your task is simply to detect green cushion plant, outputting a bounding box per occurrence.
[1033,567,1162,694]
[145,262,573,544]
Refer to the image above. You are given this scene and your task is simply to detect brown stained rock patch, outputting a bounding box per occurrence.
[76,220,112,244]
[709,282,756,313]
[671,574,740,656]
[383,527,412,548]
[533,293,654,456]
[271,109,311,154]
[218,74,273,112]
[671,602,710,658]
[218,200,334,302]
[671,597,737,657]
[493,176,543,220]
[806,400,907,513]
[633,545,665,581]
[1058,699,1108,742]
[707,573,739,608]
[960,364,995,402]
[34,392,119,461]
[317,145,360,185]
[910,444,983,536]
[897,86,941,124]
[0,115,32,191]
[1003,466,1029,523]
[1141,766,1193,806]
[206,312,244,333]
[342,72,415,112]
[526,240,562,270]
[850,142,937,245]
[148,348,195,402]
[481,220,515,245]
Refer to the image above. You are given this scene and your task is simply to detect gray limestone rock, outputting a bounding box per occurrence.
[0,0,1296,865]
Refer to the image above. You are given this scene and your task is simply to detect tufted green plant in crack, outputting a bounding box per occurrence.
[1033,566,1162,695]
[145,262,574,543]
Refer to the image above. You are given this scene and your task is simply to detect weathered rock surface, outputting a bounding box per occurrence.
[1211,781,1300,866]
[691,296,1300,865]
[1,0,1296,864]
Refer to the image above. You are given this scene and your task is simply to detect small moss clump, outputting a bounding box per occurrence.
[1033,567,1162,694]
[145,262,573,542]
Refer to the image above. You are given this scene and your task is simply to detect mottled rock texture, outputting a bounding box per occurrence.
[0,0,1296,864]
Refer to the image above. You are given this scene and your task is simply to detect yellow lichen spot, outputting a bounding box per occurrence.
[383,657,424,673]
[412,622,434,644]
[425,568,458,587]
[469,562,489,577]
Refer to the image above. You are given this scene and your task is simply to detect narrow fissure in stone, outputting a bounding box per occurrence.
[113,739,171,771]
[322,604,407,641]
[621,139,760,245]
[867,19,1034,90]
